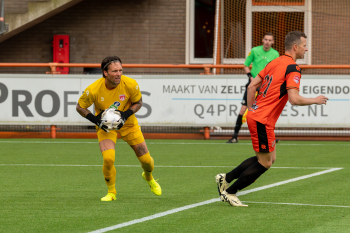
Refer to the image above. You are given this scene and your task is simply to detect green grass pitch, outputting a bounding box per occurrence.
[0,139,349,232]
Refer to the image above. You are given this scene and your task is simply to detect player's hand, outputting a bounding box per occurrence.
[98,121,110,132]
[86,111,110,133]
[315,95,329,105]
[116,110,132,120]
[247,72,253,82]
[112,110,124,130]
[96,110,110,132]
[114,109,133,130]
[115,116,125,130]
[95,109,104,121]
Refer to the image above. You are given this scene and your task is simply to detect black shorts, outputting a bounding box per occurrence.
[241,90,248,106]
[241,80,250,106]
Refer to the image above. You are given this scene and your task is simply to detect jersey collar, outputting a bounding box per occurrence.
[283,54,293,59]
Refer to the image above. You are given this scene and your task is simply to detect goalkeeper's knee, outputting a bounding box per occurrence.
[102,149,115,170]
[138,152,154,173]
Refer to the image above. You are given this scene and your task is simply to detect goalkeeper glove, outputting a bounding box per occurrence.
[85,111,109,132]
[115,109,134,130]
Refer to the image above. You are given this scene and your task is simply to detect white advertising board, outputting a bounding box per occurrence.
[0,74,349,127]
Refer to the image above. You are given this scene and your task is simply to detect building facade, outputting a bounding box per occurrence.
[0,0,349,74]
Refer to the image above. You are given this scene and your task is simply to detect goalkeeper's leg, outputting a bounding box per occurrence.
[133,143,161,196]
[128,139,154,181]
[98,131,118,201]
[138,150,161,196]
[138,151,154,180]
[124,129,161,195]
[227,89,248,143]
[102,149,117,195]
[123,128,155,180]
[227,106,247,143]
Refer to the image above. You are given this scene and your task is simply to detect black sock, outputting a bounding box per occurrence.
[232,114,243,138]
[226,161,268,194]
[225,156,257,183]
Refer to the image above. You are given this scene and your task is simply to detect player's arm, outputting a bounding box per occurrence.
[244,66,251,74]
[117,97,142,119]
[76,103,92,118]
[288,89,328,106]
[244,66,253,82]
[244,50,254,82]
[76,103,108,132]
[114,97,143,130]
[247,76,262,108]
[129,97,142,114]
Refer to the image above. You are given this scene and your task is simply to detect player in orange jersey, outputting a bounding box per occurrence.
[226,32,279,143]
[76,56,161,201]
[216,31,328,207]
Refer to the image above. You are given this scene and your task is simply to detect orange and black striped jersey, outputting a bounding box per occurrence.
[247,54,301,126]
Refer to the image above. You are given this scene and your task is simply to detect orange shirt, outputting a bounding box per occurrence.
[247,54,301,126]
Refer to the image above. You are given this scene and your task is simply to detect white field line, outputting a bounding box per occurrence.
[236,168,342,196]
[244,201,350,208]
[0,164,341,170]
[87,168,342,233]
[0,140,349,146]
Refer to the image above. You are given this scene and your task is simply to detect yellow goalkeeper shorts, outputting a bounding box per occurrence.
[97,125,145,145]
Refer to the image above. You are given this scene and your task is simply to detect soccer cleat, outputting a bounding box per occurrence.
[142,172,162,196]
[226,137,238,143]
[276,139,280,143]
[101,193,116,201]
[215,173,229,196]
[220,191,248,207]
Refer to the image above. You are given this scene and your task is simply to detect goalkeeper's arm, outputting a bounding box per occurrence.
[244,65,253,83]
[76,103,109,132]
[115,97,143,129]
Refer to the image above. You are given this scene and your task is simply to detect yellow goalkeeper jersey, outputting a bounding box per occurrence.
[78,75,142,135]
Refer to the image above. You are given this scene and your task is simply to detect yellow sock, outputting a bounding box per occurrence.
[138,152,154,181]
[102,149,116,195]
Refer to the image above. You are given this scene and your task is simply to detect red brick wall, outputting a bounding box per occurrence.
[312,0,350,65]
[3,0,349,75]
[0,0,189,74]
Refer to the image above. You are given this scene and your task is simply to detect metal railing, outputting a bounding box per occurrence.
[1,63,350,74]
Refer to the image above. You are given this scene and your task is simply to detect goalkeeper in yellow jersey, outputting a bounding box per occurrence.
[76,56,161,201]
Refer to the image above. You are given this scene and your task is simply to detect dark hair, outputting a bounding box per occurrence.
[263,32,274,40]
[284,31,307,51]
[101,56,122,77]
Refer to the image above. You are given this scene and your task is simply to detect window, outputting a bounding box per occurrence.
[188,0,216,64]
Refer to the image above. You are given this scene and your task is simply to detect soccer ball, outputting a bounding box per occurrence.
[101,108,122,130]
